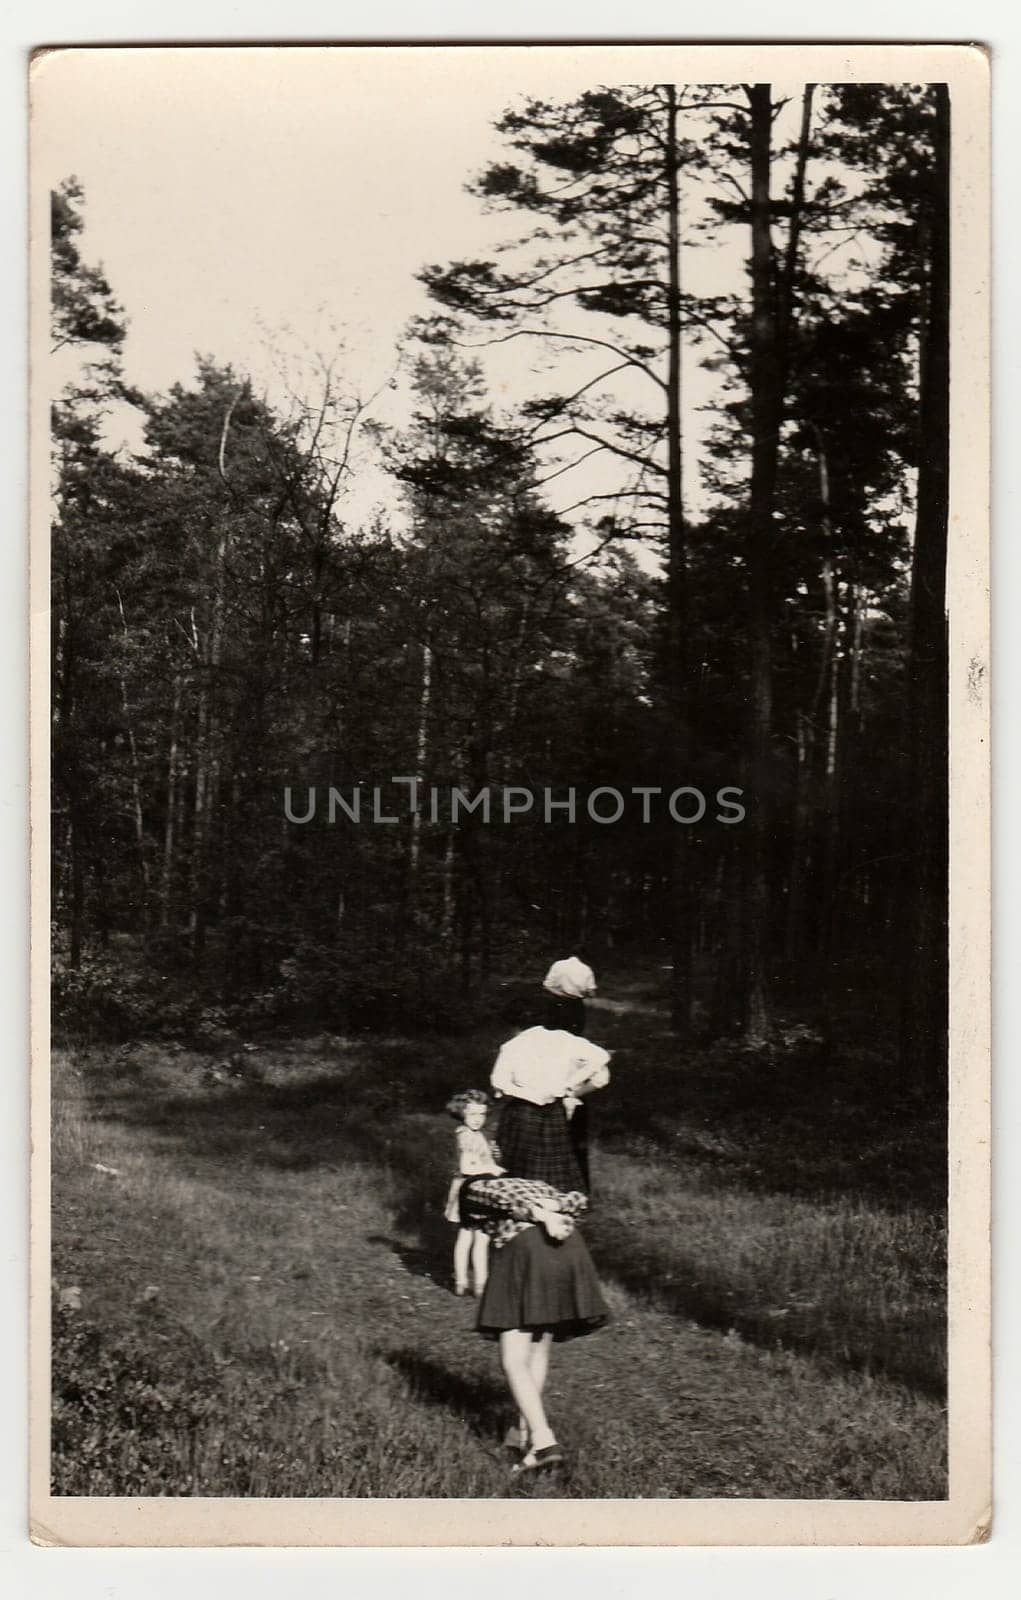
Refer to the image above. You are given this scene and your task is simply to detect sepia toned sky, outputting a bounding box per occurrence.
[33,47,843,545]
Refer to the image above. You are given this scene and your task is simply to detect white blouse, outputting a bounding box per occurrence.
[490,1025,610,1107]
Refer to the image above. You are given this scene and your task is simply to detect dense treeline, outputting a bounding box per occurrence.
[50,83,949,1089]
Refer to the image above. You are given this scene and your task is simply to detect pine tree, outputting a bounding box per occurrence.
[421,85,707,1030]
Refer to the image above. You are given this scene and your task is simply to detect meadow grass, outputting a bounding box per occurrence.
[49,1026,947,1500]
[589,1153,945,1393]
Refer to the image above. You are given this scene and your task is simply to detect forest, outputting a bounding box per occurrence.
[50,80,949,1089]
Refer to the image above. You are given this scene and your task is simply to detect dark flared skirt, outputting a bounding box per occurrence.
[495,1097,586,1194]
[476,1225,610,1342]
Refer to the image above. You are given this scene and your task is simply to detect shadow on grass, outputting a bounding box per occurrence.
[78,1012,946,1207]
[373,1347,571,1498]
[586,1212,947,1402]
[367,1224,454,1294]
[588,1012,948,1212]
[378,1347,509,1442]
[85,1044,454,1175]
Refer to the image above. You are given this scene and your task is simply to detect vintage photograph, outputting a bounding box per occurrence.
[30,44,989,1544]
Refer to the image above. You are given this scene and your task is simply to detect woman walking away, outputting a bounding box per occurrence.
[443,1090,504,1296]
[460,1173,609,1475]
[537,959,602,1190]
[491,1018,610,1196]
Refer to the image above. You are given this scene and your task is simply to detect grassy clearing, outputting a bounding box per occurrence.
[50,1025,947,1500]
[590,1154,945,1394]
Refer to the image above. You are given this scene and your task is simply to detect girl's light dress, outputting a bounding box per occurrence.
[443,1125,502,1222]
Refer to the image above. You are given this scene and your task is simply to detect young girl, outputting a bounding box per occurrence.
[444,1090,504,1297]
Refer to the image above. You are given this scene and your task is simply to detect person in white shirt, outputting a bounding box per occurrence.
[491,1025,610,1105]
[491,1020,610,1194]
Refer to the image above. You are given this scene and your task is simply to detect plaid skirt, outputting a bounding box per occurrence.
[496,1097,586,1193]
[475,1224,609,1342]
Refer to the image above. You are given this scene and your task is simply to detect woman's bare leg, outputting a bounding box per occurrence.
[499,1330,556,1452]
[527,1331,552,1400]
[512,1333,553,1448]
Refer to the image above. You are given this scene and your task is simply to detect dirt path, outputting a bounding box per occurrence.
[587,995,666,1018]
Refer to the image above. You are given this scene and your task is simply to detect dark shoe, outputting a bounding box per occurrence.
[511,1443,564,1475]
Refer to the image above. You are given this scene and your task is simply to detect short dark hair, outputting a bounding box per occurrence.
[446,1089,489,1121]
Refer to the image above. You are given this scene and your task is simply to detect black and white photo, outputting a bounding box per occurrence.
[29,42,990,1546]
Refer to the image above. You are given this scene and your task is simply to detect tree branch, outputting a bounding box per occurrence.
[554,486,666,517]
[532,444,605,486]
[456,326,667,393]
[533,422,667,477]
[682,98,753,116]
[523,362,636,437]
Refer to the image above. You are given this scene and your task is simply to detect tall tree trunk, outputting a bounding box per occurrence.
[457,827,474,993]
[221,774,243,999]
[664,82,694,1036]
[899,84,950,1095]
[310,544,325,667]
[739,84,819,1036]
[785,705,811,962]
[191,399,237,958]
[175,737,190,909]
[114,589,150,899]
[849,580,865,718]
[777,85,815,387]
[68,811,84,969]
[189,671,210,956]
[818,595,843,963]
[55,567,85,965]
[741,81,814,1041]
[832,580,867,963]
[743,84,783,1045]
[811,440,840,971]
[502,595,532,754]
[440,829,456,947]
[408,642,431,890]
[841,580,869,958]
[159,674,182,930]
